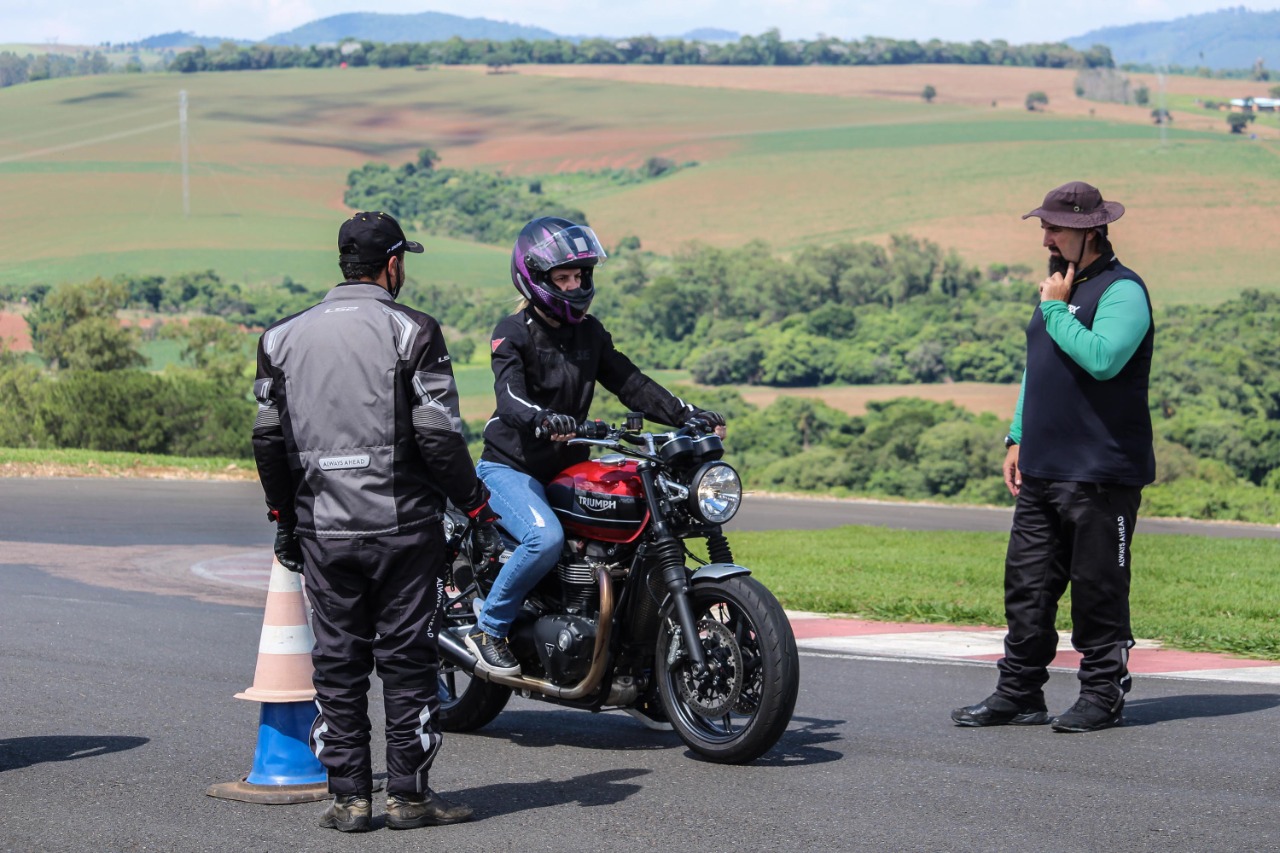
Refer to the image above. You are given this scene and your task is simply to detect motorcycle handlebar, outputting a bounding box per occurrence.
[564,417,712,448]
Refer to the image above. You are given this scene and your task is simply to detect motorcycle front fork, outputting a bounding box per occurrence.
[650,536,707,674]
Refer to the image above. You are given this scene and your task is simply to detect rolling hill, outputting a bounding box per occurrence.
[0,63,1277,303]
[263,11,560,47]
[1066,7,1280,70]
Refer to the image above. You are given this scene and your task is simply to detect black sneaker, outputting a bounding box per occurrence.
[1051,697,1123,732]
[319,793,372,832]
[465,630,521,677]
[951,693,1050,727]
[386,789,474,829]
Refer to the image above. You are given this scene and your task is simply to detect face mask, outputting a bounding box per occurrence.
[388,260,403,299]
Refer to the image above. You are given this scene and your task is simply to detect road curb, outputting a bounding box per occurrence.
[787,610,1280,685]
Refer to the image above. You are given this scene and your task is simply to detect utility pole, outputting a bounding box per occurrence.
[1158,70,1168,147]
[179,90,190,217]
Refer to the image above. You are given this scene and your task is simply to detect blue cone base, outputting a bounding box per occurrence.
[245,701,326,787]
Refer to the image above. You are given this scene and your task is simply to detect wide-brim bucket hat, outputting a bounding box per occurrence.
[1022,181,1125,228]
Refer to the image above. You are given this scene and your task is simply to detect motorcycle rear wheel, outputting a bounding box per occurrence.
[437,591,512,733]
[656,575,799,764]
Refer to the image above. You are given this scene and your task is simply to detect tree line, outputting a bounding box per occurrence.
[0,50,111,88]
[3,240,1276,521]
[0,278,253,457]
[344,148,687,248]
[170,31,1114,73]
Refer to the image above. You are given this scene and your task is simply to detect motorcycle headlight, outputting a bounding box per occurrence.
[688,462,741,524]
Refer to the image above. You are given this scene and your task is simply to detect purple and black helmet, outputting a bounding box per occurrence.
[510,217,607,325]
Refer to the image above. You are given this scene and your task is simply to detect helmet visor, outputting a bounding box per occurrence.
[525,224,607,273]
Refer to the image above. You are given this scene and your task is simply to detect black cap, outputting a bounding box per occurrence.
[338,211,424,264]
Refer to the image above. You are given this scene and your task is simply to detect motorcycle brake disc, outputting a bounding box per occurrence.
[675,618,743,717]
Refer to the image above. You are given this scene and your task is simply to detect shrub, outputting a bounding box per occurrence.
[1227,112,1256,133]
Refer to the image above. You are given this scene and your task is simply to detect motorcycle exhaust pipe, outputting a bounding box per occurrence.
[438,629,478,675]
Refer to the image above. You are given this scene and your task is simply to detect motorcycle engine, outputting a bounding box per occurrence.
[557,558,597,612]
[532,614,597,686]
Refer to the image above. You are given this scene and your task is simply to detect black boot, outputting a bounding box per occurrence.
[319,793,372,832]
[386,789,474,829]
[1051,697,1123,732]
[951,693,1049,727]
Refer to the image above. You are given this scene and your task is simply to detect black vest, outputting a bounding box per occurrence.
[1020,258,1156,486]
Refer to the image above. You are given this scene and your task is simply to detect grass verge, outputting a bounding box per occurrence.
[0,447,255,479]
[720,526,1280,660]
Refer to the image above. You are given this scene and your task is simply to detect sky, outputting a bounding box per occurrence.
[4,0,1280,47]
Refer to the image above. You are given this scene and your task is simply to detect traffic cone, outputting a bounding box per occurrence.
[207,556,329,804]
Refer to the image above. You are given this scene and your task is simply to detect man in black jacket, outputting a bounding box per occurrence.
[252,211,501,832]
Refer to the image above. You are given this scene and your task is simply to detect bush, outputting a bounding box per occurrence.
[1227,112,1256,134]
[0,367,252,457]
[1073,68,1129,103]
[643,156,677,178]
[1025,90,1048,111]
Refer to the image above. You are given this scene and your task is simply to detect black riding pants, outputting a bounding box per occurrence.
[299,526,446,797]
[996,475,1142,712]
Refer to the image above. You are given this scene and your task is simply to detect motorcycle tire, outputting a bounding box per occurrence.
[437,589,512,732]
[655,575,799,764]
[437,660,512,733]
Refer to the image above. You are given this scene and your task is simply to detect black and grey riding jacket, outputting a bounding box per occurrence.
[252,282,486,538]
[481,307,703,484]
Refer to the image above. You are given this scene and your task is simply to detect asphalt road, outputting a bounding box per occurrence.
[2,477,1278,546]
[2,479,1279,851]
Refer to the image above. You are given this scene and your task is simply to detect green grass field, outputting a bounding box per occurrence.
[722,525,1280,659]
[3,65,1278,303]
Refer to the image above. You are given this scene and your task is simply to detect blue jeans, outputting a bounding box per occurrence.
[475,460,564,638]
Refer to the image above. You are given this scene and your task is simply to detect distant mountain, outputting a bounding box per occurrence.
[140,17,743,52]
[1065,6,1280,70]
[138,31,253,49]
[679,28,740,43]
[263,11,560,46]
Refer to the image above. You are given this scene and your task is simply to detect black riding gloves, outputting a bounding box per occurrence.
[273,522,304,573]
[695,410,726,428]
[684,410,726,431]
[468,501,505,563]
[539,411,578,438]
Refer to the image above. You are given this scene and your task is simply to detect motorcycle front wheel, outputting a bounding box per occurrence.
[656,575,799,764]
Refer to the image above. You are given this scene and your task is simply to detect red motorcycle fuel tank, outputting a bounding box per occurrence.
[545,458,649,543]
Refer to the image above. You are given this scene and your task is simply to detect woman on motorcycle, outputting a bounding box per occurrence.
[465,216,726,677]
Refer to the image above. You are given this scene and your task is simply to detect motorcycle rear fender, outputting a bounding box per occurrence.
[690,563,751,584]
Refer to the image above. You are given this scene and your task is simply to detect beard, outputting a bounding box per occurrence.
[1047,253,1071,277]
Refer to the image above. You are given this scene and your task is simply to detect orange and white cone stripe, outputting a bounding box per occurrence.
[234,557,317,703]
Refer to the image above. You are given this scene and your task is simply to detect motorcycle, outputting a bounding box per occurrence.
[436,413,800,764]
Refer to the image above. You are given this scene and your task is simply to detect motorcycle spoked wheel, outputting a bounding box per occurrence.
[656,575,799,764]
[437,588,512,733]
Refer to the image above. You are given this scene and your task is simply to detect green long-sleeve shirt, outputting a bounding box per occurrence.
[1008,279,1151,444]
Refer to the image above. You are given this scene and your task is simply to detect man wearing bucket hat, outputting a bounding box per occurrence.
[951,181,1154,734]
[252,212,503,831]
